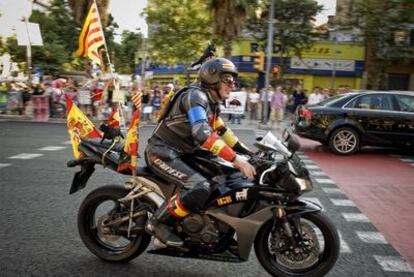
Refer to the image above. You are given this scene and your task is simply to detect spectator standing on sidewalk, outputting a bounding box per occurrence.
[289,84,307,120]
[151,88,162,122]
[260,85,273,124]
[307,86,324,105]
[248,89,260,123]
[270,85,286,129]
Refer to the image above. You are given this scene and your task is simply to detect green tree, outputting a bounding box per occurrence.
[115,30,143,74]
[246,0,323,77]
[208,0,256,58]
[144,0,212,65]
[342,0,414,90]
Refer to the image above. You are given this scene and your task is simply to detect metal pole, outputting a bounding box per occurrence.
[24,16,32,83]
[331,35,338,90]
[263,0,275,123]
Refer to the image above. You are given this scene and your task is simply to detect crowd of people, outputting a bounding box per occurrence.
[0,76,352,127]
[247,84,352,129]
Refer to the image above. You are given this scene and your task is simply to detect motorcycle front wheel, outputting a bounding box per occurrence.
[78,185,152,262]
[255,212,340,277]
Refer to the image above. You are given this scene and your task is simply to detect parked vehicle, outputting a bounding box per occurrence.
[67,129,340,277]
[293,91,414,155]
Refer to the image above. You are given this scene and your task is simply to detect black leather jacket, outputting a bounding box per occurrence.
[151,85,250,161]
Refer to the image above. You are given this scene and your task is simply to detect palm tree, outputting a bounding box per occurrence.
[68,0,110,26]
[209,0,255,58]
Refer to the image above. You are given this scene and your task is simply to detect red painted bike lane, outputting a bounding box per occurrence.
[300,139,414,267]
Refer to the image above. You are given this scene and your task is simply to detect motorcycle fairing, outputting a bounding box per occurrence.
[285,199,321,217]
[206,205,277,261]
[69,162,95,194]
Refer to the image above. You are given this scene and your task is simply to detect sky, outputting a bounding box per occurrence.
[0,0,336,39]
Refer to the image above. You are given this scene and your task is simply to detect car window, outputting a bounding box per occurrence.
[395,94,414,112]
[346,94,394,111]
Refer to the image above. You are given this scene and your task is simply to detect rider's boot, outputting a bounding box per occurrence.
[146,196,188,247]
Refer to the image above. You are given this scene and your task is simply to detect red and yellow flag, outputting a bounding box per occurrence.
[74,1,106,67]
[65,94,102,159]
[105,107,120,127]
[117,110,140,173]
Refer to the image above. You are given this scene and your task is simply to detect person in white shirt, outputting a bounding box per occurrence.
[260,85,273,124]
[248,90,260,122]
[307,86,324,105]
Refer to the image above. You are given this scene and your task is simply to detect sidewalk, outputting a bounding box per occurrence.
[0,113,292,135]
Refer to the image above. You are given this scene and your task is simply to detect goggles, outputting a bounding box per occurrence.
[221,75,236,86]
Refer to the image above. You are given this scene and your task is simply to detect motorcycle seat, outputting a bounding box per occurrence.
[136,166,153,177]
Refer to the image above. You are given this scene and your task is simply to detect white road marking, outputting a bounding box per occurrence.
[321,187,344,194]
[0,163,11,169]
[374,255,413,272]
[338,231,352,253]
[400,158,414,163]
[301,160,314,164]
[301,197,324,210]
[356,231,388,244]
[331,199,356,207]
[38,146,67,151]
[342,213,370,222]
[8,153,44,159]
[315,178,335,185]
[62,140,72,145]
[305,165,320,170]
[309,171,326,176]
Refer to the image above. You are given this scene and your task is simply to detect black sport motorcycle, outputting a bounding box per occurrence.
[68,129,340,277]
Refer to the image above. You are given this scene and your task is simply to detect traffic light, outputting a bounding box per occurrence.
[253,51,265,72]
[272,65,281,79]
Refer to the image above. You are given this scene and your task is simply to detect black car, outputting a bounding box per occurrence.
[293,91,414,155]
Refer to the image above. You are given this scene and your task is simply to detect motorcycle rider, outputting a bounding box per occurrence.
[145,58,256,247]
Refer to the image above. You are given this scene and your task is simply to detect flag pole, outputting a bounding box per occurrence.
[92,0,126,133]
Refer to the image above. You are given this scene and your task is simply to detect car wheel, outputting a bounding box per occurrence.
[329,127,359,155]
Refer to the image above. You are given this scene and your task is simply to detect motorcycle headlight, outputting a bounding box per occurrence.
[295,177,313,192]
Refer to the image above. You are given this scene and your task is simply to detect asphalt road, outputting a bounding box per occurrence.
[0,121,413,277]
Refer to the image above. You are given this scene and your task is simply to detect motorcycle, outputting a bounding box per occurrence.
[67,128,340,277]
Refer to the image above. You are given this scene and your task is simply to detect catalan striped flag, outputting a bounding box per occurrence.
[74,1,106,67]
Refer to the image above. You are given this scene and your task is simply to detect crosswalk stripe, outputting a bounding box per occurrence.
[356,231,388,244]
[305,165,320,170]
[374,255,413,272]
[315,178,335,185]
[309,171,327,176]
[8,153,44,159]
[400,158,414,163]
[38,146,67,151]
[342,213,370,222]
[338,231,352,253]
[322,187,344,194]
[331,199,356,207]
[0,163,11,169]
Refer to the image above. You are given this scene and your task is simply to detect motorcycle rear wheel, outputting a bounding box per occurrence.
[78,185,152,262]
[254,212,339,277]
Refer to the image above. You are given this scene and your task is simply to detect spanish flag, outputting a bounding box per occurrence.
[74,1,106,67]
[105,107,120,127]
[65,95,102,159]
[117,110,140,173]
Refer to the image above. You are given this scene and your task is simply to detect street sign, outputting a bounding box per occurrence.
[15,22,43,46]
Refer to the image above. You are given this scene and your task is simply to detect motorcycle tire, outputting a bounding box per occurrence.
[78,185,152,262]
[254,212,340,277]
